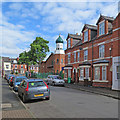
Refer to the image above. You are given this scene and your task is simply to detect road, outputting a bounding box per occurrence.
[2,78,118,118]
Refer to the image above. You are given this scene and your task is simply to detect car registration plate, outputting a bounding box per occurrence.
[34,94,44,97]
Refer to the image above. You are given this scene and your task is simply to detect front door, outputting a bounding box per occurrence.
[74,69,76,83]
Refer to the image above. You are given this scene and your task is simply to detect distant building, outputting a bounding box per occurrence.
[40,35,65,74]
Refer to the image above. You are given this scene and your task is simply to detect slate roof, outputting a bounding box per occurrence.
[82,24,97,32]
[66,33,82,40]
[2,57,10,62]
[96,14,114,25]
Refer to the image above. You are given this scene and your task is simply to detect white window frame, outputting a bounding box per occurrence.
[84,49,88,61]
[68,54,71,64]
[99,44,105,58]
[68,38,71,48]
[84,30,88,42]
[99,21,105,36]
[102,66,106,80]
[85,68,89,79]
[74,52,76,62]
[80,68,84,80]
[95,67,100,80]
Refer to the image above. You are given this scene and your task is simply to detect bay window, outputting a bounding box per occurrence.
[95,67,100,80]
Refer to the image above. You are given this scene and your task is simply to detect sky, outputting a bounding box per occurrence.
[1,0,119,60]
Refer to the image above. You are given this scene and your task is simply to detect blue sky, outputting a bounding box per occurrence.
[1,1,119,60]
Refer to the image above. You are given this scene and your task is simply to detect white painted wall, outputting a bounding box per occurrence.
[112,56,120,90]
[4,62,11,71]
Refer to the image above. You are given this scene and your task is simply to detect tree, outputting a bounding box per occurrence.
[18,51,31,71]
[30,37,49,72]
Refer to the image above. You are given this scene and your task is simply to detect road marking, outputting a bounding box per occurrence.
[1,103,12,108]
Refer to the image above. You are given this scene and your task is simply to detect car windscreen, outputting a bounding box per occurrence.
[29,81,46,88]
[16,77,27,82]
[52,76,61,79]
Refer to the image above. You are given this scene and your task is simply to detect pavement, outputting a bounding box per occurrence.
[65,83,120,100]
[1,78,35,119]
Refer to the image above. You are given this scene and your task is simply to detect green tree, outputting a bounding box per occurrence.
[30,37,49,72]
[18,51,31,71]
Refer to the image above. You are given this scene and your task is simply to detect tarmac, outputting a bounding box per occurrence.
[65,83,120,100]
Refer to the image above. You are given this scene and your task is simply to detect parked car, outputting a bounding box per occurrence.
[18,79,50,103]
[46,75,65,86]
[5,74,8,80]
[9,75,15,87]
[13,76,27,91]
[7,74,12,83]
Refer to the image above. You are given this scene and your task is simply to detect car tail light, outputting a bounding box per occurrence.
[10,77,13,82]
[43,81,49,89]
[25,82,29,91]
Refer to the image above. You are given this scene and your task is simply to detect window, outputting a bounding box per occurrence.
[99,21,105,36]
[57,59,59,64]
[84,49,88,61]
[116,66,120,79]
[25,65,26,69]
[80,68,84,80]
[95,67,100,80]
[102,66,106,80]
[68,54,71,64]
[85,68,89,79]
[77,52,80,62]
[84,30,88,42]
[74,52,76,62]
[64,70,67,78]
[21,65,23,68]
[52,61,53,65]
[6,65,9,69]
[68,69,71,78]
[68,38,71,48]
[15,65,17,69]
[99,45,105,58]
[61,59,63,63]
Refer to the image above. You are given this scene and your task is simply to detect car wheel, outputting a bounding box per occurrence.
[46,97,50,100]
[22,94,27,103]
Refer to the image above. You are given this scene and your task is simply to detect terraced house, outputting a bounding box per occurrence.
[64,13,120,90]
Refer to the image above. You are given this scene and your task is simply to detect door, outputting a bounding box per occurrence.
[74,69,76,83]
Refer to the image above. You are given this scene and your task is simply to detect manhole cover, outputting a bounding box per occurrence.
[1,103,12,108]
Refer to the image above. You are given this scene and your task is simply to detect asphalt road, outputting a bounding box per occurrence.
[24,85,118,118]
[2,78,118,118]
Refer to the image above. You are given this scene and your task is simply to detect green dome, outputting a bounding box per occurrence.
[56,35,63,43]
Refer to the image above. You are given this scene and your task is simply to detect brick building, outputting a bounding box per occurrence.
[40,35,65,74]
[64,13,120,90]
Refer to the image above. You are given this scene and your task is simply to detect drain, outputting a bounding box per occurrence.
[1,103,12,108]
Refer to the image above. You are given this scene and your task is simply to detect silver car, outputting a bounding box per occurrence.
[18,79,50,103]
[46,75,65,86]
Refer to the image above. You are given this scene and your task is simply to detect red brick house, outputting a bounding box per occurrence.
[64,13,120,90]
[40,35,65,74]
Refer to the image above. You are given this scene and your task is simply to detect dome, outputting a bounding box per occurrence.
[56,35,63,43]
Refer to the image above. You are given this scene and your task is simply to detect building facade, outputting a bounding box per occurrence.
[64,13,120,90]
[40,35,65,74]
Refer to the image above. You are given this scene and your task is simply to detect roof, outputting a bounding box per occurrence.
[56,35,63,43]
[93,60,109,64]
[96,14,114,25]
[79,61,91,66]
[82,24,97,32]
[2,57,10,62]
[66,33,82,40]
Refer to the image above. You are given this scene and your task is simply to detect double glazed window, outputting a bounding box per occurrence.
[77,52,80,62]
[95,67,100,80]
[84,49,88,61]
[85,68,89,79]
[68,38,71,48]
[74,52,76,62]
[68,54,71,64]
[102,66,106,80]
[80,68,84,80]
[99,21,105,36]
[117,66,120,80]
[99,45,105,58]
[84,30,88,42]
